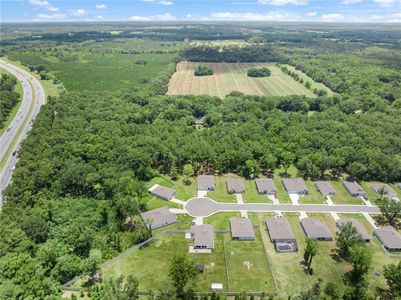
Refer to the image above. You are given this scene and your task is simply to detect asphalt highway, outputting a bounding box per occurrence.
[0,60,45,206]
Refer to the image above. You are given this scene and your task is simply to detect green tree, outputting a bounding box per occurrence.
[260,154,277,174]
[303,238,319,274]
[324,282,339,300]
[91,275,139,300]
[336,222,364,258]
[244,159,257,179]
[183,164,194,185]
[85,249,102,277]
[383,260,401,298]
[349,244,372,283]
[168,254,197,294]
[376,196,401,226]
[280,151,295,175]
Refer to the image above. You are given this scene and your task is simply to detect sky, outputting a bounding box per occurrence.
[1,0,401,23]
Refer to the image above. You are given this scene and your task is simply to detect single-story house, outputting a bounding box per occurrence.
[198,175,215,191]
[369,184,397,198]
[226,178,246,194]
[229,217,255,240]
[374,226,401,252]
[300,218,333,241]
[140,206,177,230]
[255,178,277,196]
[314,181,336,196]
[336,219,371,243]
[282,178,309,195]
[266,217,297,252]
[191,224,215,250]
[195,116,205,125]
[342,181,367,198]
[148,184,175,201]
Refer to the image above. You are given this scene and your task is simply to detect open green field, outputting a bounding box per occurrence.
[0,68,23,135]
[101,230,276,293]
[207,176,237,203]
[299,180,326,204]
[168,61,318,98]
[331,181,365,205]
[243,178,272,203]
[8,51,175,92]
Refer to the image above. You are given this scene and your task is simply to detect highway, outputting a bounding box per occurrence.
[0,60,46,206]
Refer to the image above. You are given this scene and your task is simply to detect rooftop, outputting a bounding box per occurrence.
[227,178,246,193]
[343,181,366,195]
[266,217,295,240]
[314,181,336,196]
[282,178,308,193]
[301,218,333,240]
[149,184,175,200]
[229,217,254,239]
[255,178,277,194]
[337,219,370,242]
[369,184,397,198]
[374,226,401,249]
[140,206,177,230]
[198,175,215,190]
[191,224,214,248]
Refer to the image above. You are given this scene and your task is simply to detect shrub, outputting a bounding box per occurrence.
[134,60,147,65]
[194,65,213,76]
[247,67,271,77]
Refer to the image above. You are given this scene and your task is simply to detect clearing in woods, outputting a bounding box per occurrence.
[168,61,317,98]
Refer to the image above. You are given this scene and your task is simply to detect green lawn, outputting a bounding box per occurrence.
[243,179,272,203]
[331,181,365,205]
[299,180,325,204]
[207,176,236,203]
[273,166,298,203]
[0,68,23,135]
[173,177,197,201]
[204,212,241,230]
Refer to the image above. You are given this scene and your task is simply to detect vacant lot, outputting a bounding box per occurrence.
[168,62,316,98]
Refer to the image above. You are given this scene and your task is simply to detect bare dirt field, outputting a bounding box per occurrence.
[167,61,316,98]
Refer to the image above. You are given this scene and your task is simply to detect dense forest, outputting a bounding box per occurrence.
[0,73,20,129]
[1,23,401,298]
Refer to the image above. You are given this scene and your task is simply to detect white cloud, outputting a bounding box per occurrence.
[143,0,155,2]
[159,0,173,5]
[257,0,308,5]
[306,11,317,16]
[96,4,107,9]
[130,13,176,21]
[186,14,193,18]
[341,0,362,4]
[210,11,299,21]
[36,13,65,20]
[28,0,59,12]
[95,15,104,19]
[374,0,398,6]
[69,9,87,17]
[321,13,345,22]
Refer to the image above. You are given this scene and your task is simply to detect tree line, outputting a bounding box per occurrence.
[0,73,20,129]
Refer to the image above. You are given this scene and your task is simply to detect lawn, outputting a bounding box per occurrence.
[0,67,23,135]
[273,166,298,204]
[173,177,197,201]
[331,181,365,205]
[207,176,236,203]
[299,180,325,204]
[243,179,272,203]
[168,62,319,98]
[204,212,241,230]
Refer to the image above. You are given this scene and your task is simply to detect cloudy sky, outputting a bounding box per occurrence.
[1,0,401,22]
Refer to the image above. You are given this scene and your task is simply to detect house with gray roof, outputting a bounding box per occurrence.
[314,181,336,196]
[226,178,246,194]
[149,184,175,201]
[229,217,255,240]
[255,178,277,196]
[282,178,309,195]
[374,226,401,252]
[300,218,333,241]
[337,219,371,243]
[369,184,397,198]
[191,224,214,250]
[198,175,215,191]
[141,206,177,230]
[342,181,367,198]
[266,217,297,252]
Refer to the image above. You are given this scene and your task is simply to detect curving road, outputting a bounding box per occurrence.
[0,60,46,207]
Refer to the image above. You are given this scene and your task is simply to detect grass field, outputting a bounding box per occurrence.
[331,181,365,205]
[207,176,237,203]
[101,231,276,293]
[0,68,23,135]
[243,179,272,203]
[299,180,326,204]
[168,61,317,98]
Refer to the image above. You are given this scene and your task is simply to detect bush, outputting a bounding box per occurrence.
[194,65,213,76]
[134,60,147,65]
[247,67,271,77]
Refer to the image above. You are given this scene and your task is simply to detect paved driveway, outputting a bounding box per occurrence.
[184,197,380,217]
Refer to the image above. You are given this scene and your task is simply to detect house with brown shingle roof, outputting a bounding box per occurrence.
[226,178,246,194]
[230,217,255,240]
[255,178,277,195]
